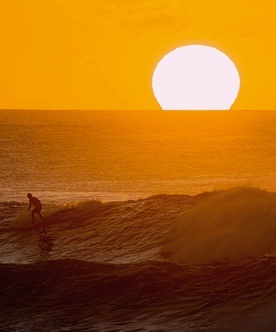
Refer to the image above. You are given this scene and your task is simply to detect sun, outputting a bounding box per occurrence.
[152,45,240,110]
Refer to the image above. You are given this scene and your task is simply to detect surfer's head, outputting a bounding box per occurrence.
[27,193,32,199]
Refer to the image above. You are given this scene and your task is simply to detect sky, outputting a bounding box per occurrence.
[0,0,276,110]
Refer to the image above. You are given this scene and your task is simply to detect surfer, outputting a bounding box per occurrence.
[27,193,45,229]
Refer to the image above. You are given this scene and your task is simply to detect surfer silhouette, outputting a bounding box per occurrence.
[27,193,45,227]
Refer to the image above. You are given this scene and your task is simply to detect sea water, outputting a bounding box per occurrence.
[0,109,275,203]
[0,109,276,331]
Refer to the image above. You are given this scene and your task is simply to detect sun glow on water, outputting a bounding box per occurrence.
[152,45,240,110]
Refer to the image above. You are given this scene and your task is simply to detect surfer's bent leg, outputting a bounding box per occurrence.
[38,213,44,222]
[31,208,36,223]
[32,207,44,222]
[37,207,44,221]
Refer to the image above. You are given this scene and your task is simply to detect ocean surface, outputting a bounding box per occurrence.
[0,109,276,331]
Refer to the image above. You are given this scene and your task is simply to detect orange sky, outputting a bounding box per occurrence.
[0,1,276,110]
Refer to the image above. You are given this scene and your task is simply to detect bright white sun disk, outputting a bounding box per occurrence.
[152,45,240,110]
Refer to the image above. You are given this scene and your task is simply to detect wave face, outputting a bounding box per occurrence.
[0,194,191,264]
[2,187,275,265]
[0,187,276,331]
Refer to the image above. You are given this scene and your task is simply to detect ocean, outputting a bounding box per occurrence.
[0,109,276,331]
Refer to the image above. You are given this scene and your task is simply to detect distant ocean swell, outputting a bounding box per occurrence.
[0,187,276,331]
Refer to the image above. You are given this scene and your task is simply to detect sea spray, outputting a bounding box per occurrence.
[162,187,276,265]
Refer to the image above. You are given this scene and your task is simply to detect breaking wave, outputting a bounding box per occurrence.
[1,187,276,265]
[162,187,276,265]
[1,187,276,331]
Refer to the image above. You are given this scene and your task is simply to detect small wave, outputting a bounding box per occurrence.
[6,199,104,231]
[1,257,275,307]
[0,201,23,226]
[1,258,276,331]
